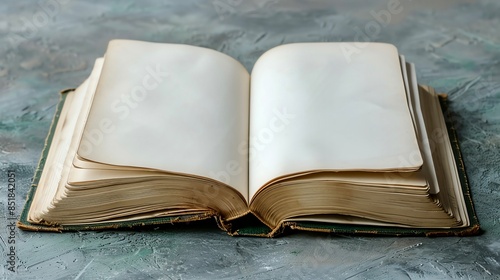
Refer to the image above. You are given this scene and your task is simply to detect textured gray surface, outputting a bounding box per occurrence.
[1,0,499,279]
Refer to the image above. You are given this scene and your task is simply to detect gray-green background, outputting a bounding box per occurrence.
[1,0,499,279]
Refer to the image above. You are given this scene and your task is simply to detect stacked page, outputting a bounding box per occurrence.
[19,40,478,236]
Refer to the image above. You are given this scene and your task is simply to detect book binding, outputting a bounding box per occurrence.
[17,88,481,237]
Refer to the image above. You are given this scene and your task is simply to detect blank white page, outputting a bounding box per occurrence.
[79,40,250,199]
[249,42,422,199]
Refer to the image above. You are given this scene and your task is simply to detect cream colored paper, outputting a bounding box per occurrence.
[29,58,104,221]
[78,40,250,199]
[249,43,423,198]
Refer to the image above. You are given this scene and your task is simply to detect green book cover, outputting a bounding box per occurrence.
[17,89,481,237]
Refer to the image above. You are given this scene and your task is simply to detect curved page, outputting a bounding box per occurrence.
[79,40,250,199]
[249,42,422,199]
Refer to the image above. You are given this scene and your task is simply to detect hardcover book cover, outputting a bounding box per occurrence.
[17,88,481,237]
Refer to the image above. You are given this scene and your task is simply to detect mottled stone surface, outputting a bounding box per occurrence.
[1,0,499,279]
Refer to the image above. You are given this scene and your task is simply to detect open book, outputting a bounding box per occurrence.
[18,40,479,237]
